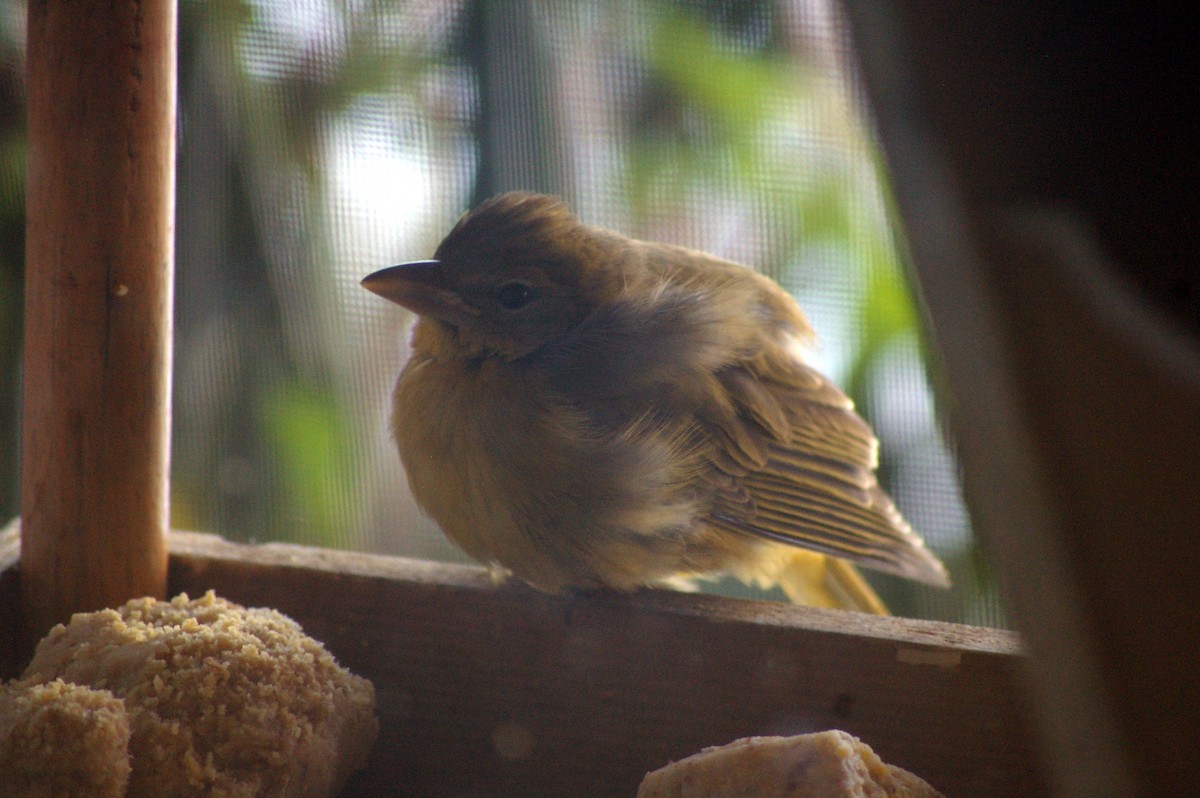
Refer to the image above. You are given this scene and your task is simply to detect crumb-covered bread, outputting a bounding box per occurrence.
[0,678,131,798]
[638,730,944,798]
[19,591,378,798]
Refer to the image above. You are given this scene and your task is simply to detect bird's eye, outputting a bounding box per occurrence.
[495,281,536,310]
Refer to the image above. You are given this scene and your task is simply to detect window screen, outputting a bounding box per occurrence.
[2,0,1006,627]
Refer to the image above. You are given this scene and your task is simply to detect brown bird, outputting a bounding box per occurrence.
[363,192,948,612]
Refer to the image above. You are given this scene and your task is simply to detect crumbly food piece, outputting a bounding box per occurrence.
[638,730,944,798]
[21,591,378,798]
[0,678,131,798]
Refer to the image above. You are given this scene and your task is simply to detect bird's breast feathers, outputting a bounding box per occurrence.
[391,337,709,593]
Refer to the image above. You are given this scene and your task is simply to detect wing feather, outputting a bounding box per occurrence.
[537,245,948,588]
[702,349,949,586]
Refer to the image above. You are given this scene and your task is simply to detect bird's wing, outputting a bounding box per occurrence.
[699,351,949,587]
[529,252,946,587]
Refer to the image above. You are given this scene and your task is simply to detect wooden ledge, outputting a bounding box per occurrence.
[1,526,1042,796]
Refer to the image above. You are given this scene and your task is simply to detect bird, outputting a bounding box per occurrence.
[362,192,948,613]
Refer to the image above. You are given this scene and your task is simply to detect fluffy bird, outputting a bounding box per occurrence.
[363,192,948,612]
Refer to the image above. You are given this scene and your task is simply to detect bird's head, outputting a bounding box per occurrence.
[362,192,627,359]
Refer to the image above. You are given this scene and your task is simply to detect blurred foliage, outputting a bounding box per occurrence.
[260,379,359,543]
[171,0,441,546]
[846,263,920,404]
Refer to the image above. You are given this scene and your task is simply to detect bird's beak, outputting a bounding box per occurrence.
[361,260,477,325]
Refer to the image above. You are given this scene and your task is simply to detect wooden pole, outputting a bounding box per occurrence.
[21,0,176,640]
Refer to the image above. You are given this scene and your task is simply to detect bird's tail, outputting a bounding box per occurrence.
[748,548,889,614]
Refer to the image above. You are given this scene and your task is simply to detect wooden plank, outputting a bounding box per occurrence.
[164,531,1042,798]
[20,0,176,641]
[844,4,1199,795]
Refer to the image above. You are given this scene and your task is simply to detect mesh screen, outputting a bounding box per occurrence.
[3,0,1007,626]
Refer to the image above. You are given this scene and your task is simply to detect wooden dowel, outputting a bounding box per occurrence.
[21,0,176,640]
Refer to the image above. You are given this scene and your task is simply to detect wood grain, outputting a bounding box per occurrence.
[163,531,1042,798]
[20,0,176,639]
[0,527,1042,794]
